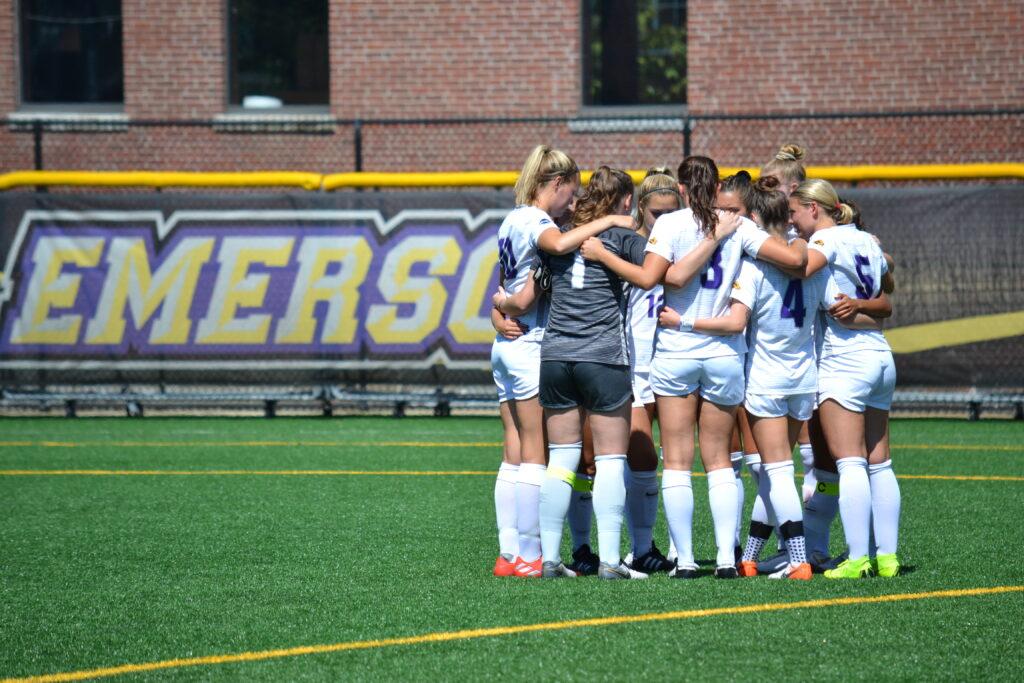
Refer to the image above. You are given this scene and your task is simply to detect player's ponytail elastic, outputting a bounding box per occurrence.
[677,155,719,237]
[791,178,851,224]
[514,145,579,206]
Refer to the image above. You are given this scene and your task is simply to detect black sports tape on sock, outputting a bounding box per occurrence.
[748,520,773,539]
[779,520,805,540]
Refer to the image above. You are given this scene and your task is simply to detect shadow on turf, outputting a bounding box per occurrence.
[694,559,919,577]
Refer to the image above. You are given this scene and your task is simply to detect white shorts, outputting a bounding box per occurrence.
[744,392,815,421]
[491,336,541,402]
[631,367,654,408]
[649,354,745,406]
[817,349,896,412]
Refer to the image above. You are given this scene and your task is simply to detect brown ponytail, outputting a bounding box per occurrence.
[677,155,719,237]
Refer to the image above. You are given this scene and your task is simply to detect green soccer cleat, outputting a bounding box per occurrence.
[823,556,874,579]
[873,553,901,578]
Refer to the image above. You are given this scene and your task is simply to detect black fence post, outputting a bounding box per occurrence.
[32,121,44,170]
[353,119,363,172]
[33,121,48,193]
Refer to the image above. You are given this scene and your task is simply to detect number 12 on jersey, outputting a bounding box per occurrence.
[780,279,806,327]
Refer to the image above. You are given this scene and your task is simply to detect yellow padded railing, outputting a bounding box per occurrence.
[0,164,1021,190]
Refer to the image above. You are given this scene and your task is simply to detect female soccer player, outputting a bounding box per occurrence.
[491,145,630,578]
[788,178,901,579]
[493,157,635,578]
[724,177,832,580]
[621,168,681,573]
[581,156,807,578]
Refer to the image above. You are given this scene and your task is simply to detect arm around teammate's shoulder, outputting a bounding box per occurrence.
[756,234,809,272]
[537,214,633,255]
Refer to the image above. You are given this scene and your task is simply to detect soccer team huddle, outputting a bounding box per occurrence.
[489,143,900,581]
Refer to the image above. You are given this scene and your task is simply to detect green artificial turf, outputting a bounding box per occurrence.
[1,417,1021,681]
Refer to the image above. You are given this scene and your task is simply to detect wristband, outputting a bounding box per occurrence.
[678,316,695,332]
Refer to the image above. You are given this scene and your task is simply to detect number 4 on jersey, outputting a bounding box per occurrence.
[780,279,806,327]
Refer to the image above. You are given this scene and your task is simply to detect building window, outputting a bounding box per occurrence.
[228,0,329,108]
[20,0,124,104]
[583,0,686,107]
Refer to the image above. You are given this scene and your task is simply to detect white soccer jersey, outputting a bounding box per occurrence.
[626,282,663,372]
[730,259,829,395]
[496,205,554,339]
[645,209,769,358]
[809,224,891,357]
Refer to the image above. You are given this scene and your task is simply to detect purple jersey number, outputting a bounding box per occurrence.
[780,279,806,328]
[700,246,724,290]
[854,254,875,299]
[646,292,665,318]
[497,237,518,281]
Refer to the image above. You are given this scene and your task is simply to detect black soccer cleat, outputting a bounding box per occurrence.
[714,565,739,579]
[568,543,600,576]
[630,543,676,573]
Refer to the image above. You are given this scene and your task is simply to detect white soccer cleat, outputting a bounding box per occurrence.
[598,561,649,580]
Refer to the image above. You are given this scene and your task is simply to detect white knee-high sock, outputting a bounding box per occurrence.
[707,467,739,567]
[662,469,693,566]
[798,443,817,502]
[495,463,519,558]
[731,452,745,547]
[765,461,806,565]
[538,443,582,564]
[626,467,658,556]
[568,474,594,551]
[803,468,839,556]
[516,462,546,562]
[836,457,872,559]
[869,460,901,556]
[593,454,627,566]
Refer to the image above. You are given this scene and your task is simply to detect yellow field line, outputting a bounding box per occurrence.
[0,440,502,449]
[1,469,1020,481]
[0,440,1022,451]
[4,585,1021,683]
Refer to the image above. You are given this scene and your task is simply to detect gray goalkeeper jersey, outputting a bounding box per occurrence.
[541,226,648,365]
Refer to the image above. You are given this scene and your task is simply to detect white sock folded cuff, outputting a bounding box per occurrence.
[868,459,894,475]
[497,462,520,484]
[706,467,736,489]
[517,462,547,487]
[662,468,692,489]
[744,452,762,466]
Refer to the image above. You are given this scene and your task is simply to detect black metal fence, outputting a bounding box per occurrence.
[6,108,1023,176]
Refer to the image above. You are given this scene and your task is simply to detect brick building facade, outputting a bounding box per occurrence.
[0,0,1020,175]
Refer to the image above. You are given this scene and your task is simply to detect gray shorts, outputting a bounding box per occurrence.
[539,360,633,413]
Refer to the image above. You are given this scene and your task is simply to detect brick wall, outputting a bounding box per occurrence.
[328,1,579,118]
[687,0,1024,114]
[122,0,224,118]
[0,0,1020,174]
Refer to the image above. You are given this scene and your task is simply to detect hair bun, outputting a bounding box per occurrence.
[735,170,752,182]
[756,174,781,191]
[775,143,805,162]
[644,165,675,180]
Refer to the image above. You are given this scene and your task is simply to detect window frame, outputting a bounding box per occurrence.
[578,0,687,115]
[223,0,331,115]
[16,0,126,112]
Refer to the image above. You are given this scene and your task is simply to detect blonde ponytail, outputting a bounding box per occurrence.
[513,145,579,206]
[792,178,853,224]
